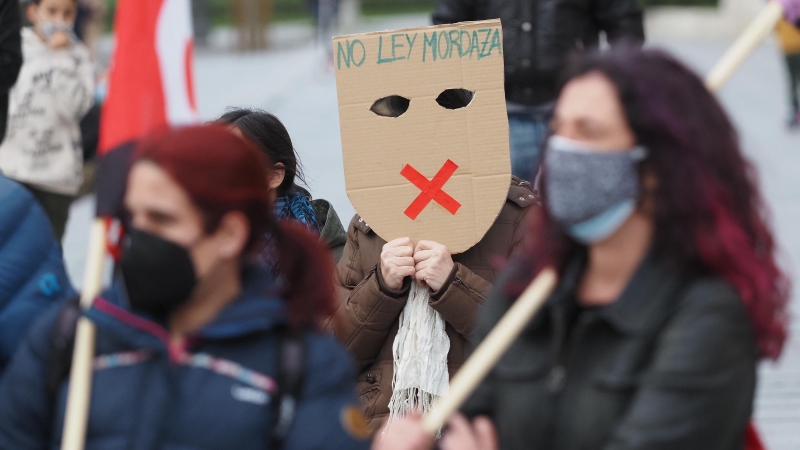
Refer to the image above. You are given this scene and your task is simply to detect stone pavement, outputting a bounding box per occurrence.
[62,14,800,449]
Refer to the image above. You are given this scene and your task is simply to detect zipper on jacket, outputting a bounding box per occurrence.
[548,311,595,394]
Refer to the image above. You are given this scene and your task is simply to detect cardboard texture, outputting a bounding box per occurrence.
[333,19,511,254]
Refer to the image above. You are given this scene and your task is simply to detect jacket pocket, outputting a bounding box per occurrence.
[357,369,382,406]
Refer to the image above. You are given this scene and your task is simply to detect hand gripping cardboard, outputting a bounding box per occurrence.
[333,19,511,254]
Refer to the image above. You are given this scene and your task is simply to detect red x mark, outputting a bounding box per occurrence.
[400,160,461,220]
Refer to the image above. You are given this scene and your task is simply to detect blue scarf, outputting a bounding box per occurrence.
[273,190,321,234]
[257,190,320,272]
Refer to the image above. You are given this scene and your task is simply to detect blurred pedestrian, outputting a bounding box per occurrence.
[0,125,370,449]
[776,18,800,128]
[0,0,93,239]
[375,47,789,450]
[308,0,339,69]
[235,0,271,50]
[0,0,23,144]
[217,108,348,261]
[0,174,75,374]
[432,0,644,180]
[331,93,539,434]
[73,0,105,56]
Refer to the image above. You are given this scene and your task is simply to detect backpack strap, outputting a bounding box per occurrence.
[270,327,308,449]
[46,297,81,403]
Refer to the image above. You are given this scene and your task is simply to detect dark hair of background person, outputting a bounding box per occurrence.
[133,125,334,329]
[216,108,311,198]
[508,47,790,360]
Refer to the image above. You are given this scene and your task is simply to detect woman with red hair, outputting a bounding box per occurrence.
[375,47,789,450]
[0,125,370,449]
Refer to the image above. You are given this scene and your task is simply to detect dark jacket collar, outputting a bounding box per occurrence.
[549,248,687,336]
[86,267,287,352]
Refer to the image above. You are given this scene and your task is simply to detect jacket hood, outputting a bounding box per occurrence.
[21,27,48,55]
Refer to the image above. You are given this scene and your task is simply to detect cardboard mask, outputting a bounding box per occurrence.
[333,19,510,254]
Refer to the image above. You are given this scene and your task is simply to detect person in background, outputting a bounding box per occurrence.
[0,174,75,373]
[0,0,22,144]
[375,47,789,450]
[776,18,800,128]
[0,125,370,449]
[432,0,644,181]
[217,108,347,261]
[307,0,339,69]
[0,0,93,239]
[331,92,539,434]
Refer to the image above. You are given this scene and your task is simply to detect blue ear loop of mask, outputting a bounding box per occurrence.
[566,199,638,244]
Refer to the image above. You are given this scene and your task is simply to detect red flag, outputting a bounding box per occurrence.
[98,0,199,154]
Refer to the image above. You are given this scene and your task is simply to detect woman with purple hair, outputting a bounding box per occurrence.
[373,47,789,450]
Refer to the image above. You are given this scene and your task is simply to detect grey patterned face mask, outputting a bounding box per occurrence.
[40,19,73,41]
[544,136,647,242]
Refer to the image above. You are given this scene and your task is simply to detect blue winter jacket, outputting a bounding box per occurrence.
[0,269,371,450]
[0,175,75,371]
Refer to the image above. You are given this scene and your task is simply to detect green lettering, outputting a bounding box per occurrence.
[478,28,492,59]
[391,33,406,61]
[377,35,393,64]
[471,31,480,59]
[405,33,417,60]
[485,28,502,57]
[437,30,451,60]
[459,30,473,58]
[350,39,366,66]
[336,41,350,69]
[449,30,463,57]
[423,32,437,62]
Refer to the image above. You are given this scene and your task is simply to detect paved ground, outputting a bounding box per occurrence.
[61,14,800,449]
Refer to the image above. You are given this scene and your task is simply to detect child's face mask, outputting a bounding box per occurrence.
[30,1,77,41]
[39,19,73,40]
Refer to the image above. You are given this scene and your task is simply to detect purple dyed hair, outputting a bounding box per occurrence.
[511,47,790,360]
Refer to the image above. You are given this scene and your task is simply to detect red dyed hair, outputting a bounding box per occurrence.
[513,48,789,359]
[133,125,335,329]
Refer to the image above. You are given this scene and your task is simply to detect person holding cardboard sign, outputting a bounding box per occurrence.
[330,20,539,433]
[373,47,789,450]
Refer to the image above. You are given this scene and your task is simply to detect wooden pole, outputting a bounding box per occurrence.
[61,218,108,450]
[705,1,785,91]
[422,268,558,433]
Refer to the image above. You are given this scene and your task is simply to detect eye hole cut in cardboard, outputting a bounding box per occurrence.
[370,95,411,117]
[436,89,474,109]
[333,19,511,254]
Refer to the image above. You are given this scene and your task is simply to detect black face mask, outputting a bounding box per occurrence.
[120,229,198,321]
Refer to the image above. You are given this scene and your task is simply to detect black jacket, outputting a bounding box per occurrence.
[432,0,644,106]
[0,0,22,143]
[463,250,758,450]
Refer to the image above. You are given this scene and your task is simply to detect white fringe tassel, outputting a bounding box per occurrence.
[388,281,450,421]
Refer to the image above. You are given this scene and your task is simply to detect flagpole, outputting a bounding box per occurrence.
[705,1,785,91]
[422,269,558,433]
[61,218,107,450]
